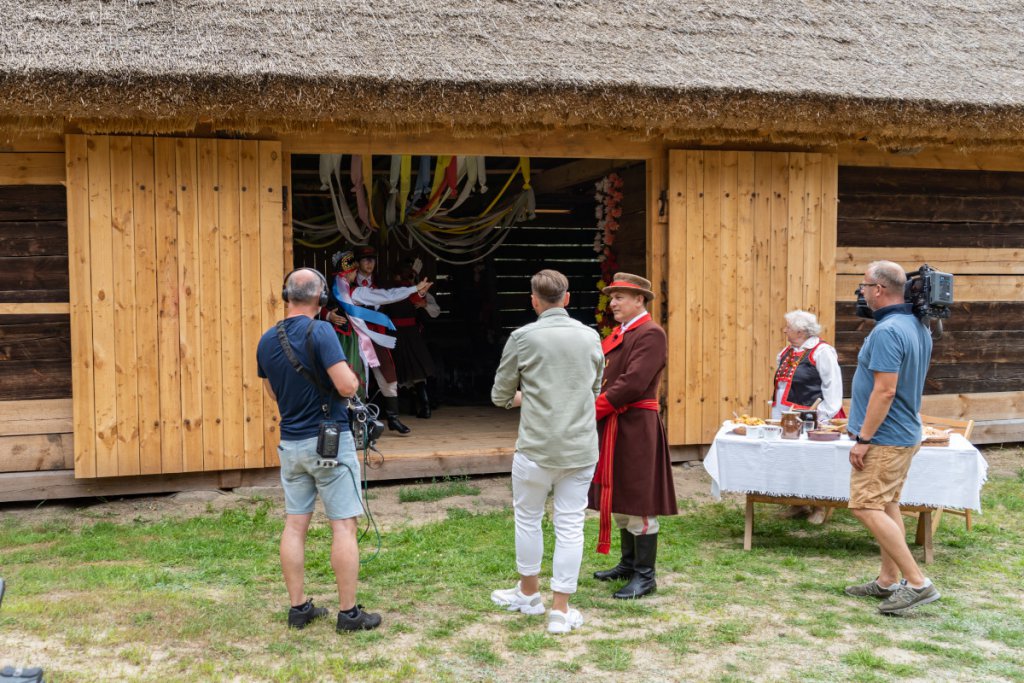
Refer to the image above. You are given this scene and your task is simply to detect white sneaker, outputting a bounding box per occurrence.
[490,582,545,615]
[547,607,584,634]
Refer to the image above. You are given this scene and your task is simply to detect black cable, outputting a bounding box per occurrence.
[349,400,383,564]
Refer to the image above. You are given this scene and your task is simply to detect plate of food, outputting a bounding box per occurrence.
[729,414,765,435]
[922,426,951,446]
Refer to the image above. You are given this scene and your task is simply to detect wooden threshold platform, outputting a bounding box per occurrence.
[0,406,702,503]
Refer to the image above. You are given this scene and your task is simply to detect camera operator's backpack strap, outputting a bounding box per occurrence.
[275,319,333,418]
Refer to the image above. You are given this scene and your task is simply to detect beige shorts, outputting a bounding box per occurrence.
[849,444,921,510]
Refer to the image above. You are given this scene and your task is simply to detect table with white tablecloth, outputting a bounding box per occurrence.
[702,426,989,561]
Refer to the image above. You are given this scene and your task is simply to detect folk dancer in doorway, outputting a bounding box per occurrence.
[383,259,441,419]
[325,248,433,435]
[588,272,677,599]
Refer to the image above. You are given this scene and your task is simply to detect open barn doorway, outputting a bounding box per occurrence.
[288,153,646,464]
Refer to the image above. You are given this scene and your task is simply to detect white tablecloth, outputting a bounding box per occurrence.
[703,426,988,511]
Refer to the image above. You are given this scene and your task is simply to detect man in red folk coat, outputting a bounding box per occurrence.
[588,272,678,599]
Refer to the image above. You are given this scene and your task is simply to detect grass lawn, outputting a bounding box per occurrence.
[1,453,1023,682]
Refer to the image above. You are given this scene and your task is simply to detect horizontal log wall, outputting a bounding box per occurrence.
[836,165,1024,443]
[0,152,73,473]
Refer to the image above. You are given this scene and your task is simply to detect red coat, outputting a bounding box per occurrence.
[588,319,678,517]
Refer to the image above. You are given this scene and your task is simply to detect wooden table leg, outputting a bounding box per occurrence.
[744,496,754,550]
[921,510,934,564]
[915,513,927,547]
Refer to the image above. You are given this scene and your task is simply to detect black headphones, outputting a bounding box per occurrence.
[282,267,329,307]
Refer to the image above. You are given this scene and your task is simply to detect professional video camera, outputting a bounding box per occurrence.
[855,264,954,335]
[0,578,45,683]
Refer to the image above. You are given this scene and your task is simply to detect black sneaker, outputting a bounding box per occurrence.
[336,605,383,632]
[288,599,329,629]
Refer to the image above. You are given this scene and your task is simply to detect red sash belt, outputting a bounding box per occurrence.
[391,317,417,327]
[594,398,660,554]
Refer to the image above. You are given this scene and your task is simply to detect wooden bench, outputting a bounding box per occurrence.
[743,495,941,563]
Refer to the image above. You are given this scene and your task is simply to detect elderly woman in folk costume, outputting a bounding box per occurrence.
[324,250,433,436]
[771,309,845,524]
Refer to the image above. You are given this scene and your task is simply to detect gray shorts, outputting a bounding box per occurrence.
[278,432,363,520]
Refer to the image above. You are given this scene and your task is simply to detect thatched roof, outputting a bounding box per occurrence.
[3,1,1024,147]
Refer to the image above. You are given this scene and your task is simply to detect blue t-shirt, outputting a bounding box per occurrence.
[256,316,350,440]
[848,304,933,447]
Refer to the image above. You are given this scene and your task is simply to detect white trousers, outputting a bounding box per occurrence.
[613,513,660,536]
[370,367,398,398]
[512,452,596,594]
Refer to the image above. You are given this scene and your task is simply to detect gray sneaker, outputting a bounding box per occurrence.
[844,579,898,599]
[878,580,941,615]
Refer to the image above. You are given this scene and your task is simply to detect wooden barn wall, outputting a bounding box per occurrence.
[0,149,75,475]
[665,150,838,445]
[65,135,285,478]
[835,165,1024,444]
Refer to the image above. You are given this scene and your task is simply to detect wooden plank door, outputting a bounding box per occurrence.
[65,135,285,478]
[665,150,838,445]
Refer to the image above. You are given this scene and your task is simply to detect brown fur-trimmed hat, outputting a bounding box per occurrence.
[602,272,655,301]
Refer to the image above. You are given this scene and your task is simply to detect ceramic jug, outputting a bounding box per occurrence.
[781,411,802,440]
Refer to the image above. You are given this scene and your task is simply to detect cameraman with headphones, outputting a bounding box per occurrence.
[257,268,382,632]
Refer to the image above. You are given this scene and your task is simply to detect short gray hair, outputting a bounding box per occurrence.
[284,268,324,305]
[867,260,907,291]
[784,309,822,337]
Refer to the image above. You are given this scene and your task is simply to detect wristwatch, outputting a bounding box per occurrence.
[855,434,873,445]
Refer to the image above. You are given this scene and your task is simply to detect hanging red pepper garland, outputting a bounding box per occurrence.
[593,173,624,338]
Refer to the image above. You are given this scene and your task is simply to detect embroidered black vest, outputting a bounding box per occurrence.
[774,344,823,409]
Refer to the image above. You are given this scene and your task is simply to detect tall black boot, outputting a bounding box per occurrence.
[384,396,411,436]
[613,533,657,599]
[415,382,431,419]
[593,529,635,581]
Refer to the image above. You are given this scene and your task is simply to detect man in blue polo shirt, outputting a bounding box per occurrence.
[844,260,937,616]
[257,267,382,632]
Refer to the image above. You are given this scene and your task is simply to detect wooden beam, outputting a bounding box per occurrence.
[0,399,72,436]
[532,159,627,194]
[0,433,73,472]
[837,247,1024,275]
[919,391,1024,422]
[971,419,1024,444]
[0,302,69,315]
[0,449,526,502]
[838,143,1024,172]
[0,153,66,185]
[280,130,660,160]
[0,133,65,153]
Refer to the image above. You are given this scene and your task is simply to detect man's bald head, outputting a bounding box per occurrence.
[284,268,325,306]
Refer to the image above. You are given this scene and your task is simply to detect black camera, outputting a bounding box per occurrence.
[349,397,384,450]
[855,264,954,321]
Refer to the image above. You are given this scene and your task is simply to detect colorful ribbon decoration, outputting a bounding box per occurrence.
[295,154,536,264]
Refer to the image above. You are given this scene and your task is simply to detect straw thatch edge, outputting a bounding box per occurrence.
[3,74,1024,151]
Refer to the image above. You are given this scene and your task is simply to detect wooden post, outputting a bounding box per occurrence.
[744,496,755,550]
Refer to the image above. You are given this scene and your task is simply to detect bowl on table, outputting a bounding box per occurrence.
[807,430,840,442]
